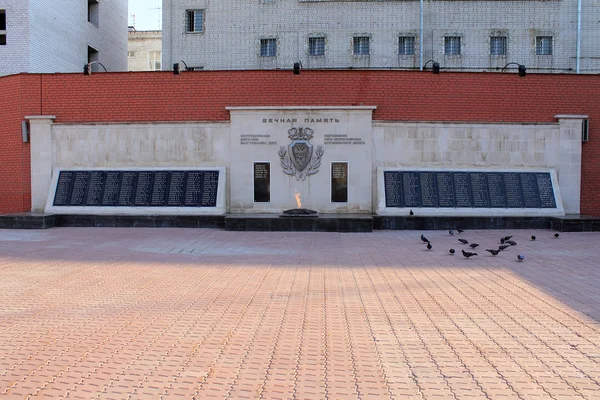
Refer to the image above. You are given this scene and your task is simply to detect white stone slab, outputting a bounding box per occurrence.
[376,167,565,217]
[45,167,227,216]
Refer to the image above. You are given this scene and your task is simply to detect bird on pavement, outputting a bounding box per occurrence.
[500,238,506,244]
[469,243,479,249]
[449,248,455,254]
[503,235,513,241]
[517,254,525,261]
[531,235,536,241]
[554,233,560,238]
[409,210,414,216]
[507,240,517,246]
[462,249,477,259]
[498,245,510,251]
[458,239,469,245]
[486,249,500,256]
[426,243,432,250]
[421,234,430,243]
[449,230,454,235]
[457,228,464,234]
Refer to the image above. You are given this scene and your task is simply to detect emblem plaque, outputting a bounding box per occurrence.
[278,127,324,181]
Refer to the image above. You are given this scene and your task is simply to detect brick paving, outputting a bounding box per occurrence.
[0,228,599,399]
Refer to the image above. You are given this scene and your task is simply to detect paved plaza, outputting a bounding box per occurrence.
[0,228,599,399]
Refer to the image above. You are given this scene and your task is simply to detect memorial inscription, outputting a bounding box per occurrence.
[331,162,348,203]
[383,170,557,209]
[53,170,219,208]
[254,162,271,203]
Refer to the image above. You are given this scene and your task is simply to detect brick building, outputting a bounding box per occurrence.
[163,0,600,73]
[0,0,127,76]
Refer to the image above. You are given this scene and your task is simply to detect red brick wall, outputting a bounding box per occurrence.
[1,70,599,214]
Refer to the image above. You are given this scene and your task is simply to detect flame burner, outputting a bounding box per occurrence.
[280,208,318,217]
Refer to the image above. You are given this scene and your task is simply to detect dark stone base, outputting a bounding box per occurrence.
[550,215,600,232]
[0,212,57,229]
[55,214,225,229]
[224,214,373,232]
[374,216,552,231]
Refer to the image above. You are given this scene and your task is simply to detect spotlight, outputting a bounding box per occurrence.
[83,63,90,75]
[432,62,440,74]
[173,63,180,75]
[518,64,526,77]
[293,61,302,75]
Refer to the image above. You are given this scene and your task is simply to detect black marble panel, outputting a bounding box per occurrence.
[419,171,438,207]
[331,162,348,203]
[384,171,403,208]
[436,172,454,208]
[487,172,507,208]
[85,171,105,206]
[537,173,557,208]
[453,172,473,208]
[402,171,421,207]
[254,162,270,203]
[53,171,75,206]
[470,172,490,208]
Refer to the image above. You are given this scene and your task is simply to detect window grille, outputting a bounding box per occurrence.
[536,36,553,55]
[309,37,325,56]
[398,36,415,55]
[260,38,277,57]
[444,36,461,55]
[353,36,370,55]
[186,10,204,33]
[490,36,507,56]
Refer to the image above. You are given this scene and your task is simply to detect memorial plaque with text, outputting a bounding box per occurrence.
[201,171,219,207]
[150,171,169,206]
[85,171,106,206]
[487,172,507,208]
[537,173,557,208]
[453,172,473,207]
[133,171,154,206]
[504,173,523,208]
[402,172,421,207]
[419,171,438,207]
[384,171,403,208]
[331,162,348,203]
[101,172,121,206]
[520,173,541,208]
[470,172,490,208]
[436,172,454,208]
[167,171,187,206]
[53,171,75,206]
[117,172,137,206]
[70,171,90,206]
[184,171,204,206]
[254,163,270,203]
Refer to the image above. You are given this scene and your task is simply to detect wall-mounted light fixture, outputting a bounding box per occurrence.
[293,61,302,75]
[83,61,108,75]
[173,60,189,75]
[423,60,440,74]
[501,62,526,77]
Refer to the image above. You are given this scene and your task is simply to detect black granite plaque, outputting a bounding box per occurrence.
[184,171,204,206]
[384,171,403,208]
[254,163,271,203]
[53,171,75,206]
[70,172,90,206]
[504,172,523,208]
[402,172,421,207]
[487,172,507,208]
[536,173,557,208]
[167,171,187,206]
[150,171,169,206]
[436,172,454,208]
[419,171,437,207]
[101,172,121,206]
[85,171,105,206]
[453,172,473,207]
[470,172,490,208]
[520,173,541,208]
[331,162,348,203]
[201,171,219,207]
[133,171,153,206]
[117,172,136,206]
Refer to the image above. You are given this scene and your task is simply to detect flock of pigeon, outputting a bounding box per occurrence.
[419,229,560,261]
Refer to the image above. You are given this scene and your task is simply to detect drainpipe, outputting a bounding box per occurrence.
[419,0,424,70]
[576,0,582,73]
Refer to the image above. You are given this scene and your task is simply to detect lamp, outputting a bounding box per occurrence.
[293,61,302,75]
[173,63,180,75]
[501,62,526,77]
[82,61,107,75]
[423,60,440,74]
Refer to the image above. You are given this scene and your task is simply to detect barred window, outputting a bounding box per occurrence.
[309,37,325,56]
[148,51,161,71]
[353,36,370,55]
[260,38,277,57]
[536,36,553,55]
[398,36,415,55]
[185,9,204,33]
[490,36,507,56]
[444,36,461,55]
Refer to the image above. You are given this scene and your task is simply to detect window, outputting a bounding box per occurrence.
[398,36,415,55]
[309,37,325,56]
[536,36,553,55]
[87,46,99,72]
[88,0,99,27]
[127,51,135,58]
[490,36,507,56]
[185,10,204,33]
[0,10,5,45]
[148,51,161,71]
[260,38,277,57]
[353,36,370,55]
[444,36,461,55]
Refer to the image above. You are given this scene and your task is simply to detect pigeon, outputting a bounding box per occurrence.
[486,249,500,256]
[458,239,469,245]
[503,235,513,241]
[457,228,464,234]
[554,233,560,238]
[409,210,414,216]
[500,238,505,244]
[507,240,517,246]
[449,230,454,236]
[498,244,510,251]
[462,249,477,259]
[517,254,525,261]
[531,235,536,241]
[426,243,432,250]
[420,234,430,243]
[469,243,479,249]
[449,248,455,254]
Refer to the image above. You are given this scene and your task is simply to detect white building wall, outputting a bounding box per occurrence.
[0,0,127,76]
[163,0,599,73]
[128,30,162,71]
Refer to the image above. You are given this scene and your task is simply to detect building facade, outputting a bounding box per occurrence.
[0,0,127,76]
[163,0,600,73]
[128,28,162,72]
